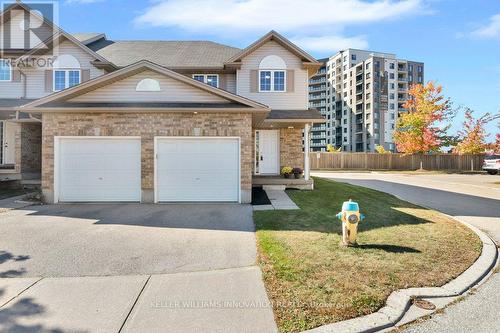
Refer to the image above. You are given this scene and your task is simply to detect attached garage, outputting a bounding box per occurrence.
[155,137,240,202]
[55,137,141,202]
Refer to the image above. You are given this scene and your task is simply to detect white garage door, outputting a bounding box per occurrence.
[156,137,240,202]
[57,138,141,202]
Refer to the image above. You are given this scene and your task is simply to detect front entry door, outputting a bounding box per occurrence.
[256,130,279,175]
[2,121,16,165]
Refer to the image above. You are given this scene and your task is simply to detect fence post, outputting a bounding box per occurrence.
[471,158,474,171]
[365,154,368,169]
[341,153,345,169]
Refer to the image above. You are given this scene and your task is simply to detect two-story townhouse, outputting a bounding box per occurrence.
[2,2,324,203]
[0,2,114,182]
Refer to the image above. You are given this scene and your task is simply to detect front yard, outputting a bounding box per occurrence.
[254,177,481,333]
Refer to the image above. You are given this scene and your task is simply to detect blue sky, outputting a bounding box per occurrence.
[57,0,499,137]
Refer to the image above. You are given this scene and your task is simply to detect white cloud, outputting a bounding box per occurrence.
[292,34,369,53]
[471,14,500,39]
[134,0,427,53]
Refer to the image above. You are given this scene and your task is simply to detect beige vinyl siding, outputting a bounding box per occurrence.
[225,74,236,94]
[0,40,105,99]
[0,9,53,50]
[236,41,308,110]
[0,58,23,98]
[72,70,229,103]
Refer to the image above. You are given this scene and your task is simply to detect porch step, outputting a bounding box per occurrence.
[20,179,41,190]
[262,185,286,191]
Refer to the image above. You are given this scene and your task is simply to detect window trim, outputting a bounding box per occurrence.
[191,74,219,88]
[0,59,12,82]
[53,69,81,92]
[258,70,286,93]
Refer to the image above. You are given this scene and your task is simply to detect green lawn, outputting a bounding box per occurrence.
[0,188,28,200]
[254,177,481,333]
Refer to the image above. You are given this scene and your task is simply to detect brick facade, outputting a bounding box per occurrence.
[280,128,304,170]
[42,112,253,203]
[21,123,42,174]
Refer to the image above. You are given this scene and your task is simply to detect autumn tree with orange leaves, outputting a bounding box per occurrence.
[393,82,452,154]
[453,108,497,154]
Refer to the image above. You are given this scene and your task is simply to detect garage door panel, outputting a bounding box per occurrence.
[156,138,239,202]
[58,138,141,202]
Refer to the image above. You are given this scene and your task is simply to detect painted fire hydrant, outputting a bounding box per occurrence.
[336,199,365,246]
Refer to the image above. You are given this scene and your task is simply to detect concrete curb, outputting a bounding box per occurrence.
[302,216,498,333]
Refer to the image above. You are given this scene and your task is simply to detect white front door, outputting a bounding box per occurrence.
[56,137,142,202]
[256,130,279,175]
[2,121,16,165]
[155,137,240,202]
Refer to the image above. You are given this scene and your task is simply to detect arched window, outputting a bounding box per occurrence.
[52,55,82,92]
[258,55,286,92]
[136,78,161,92]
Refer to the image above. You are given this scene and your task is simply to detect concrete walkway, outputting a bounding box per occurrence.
[313,171,500,333]
[0,267,276,333]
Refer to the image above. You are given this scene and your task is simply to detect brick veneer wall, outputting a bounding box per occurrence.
[280,128,304,170]
[42,112,253,203]
[21,123,42,174]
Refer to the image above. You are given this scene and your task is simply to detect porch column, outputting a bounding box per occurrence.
[304,123,311,180]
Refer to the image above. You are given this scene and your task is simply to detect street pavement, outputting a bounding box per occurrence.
[313,171,500,333]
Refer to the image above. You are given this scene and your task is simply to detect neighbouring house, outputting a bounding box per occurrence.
[1,2,324,203]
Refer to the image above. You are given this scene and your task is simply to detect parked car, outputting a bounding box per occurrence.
[483,154,500,175]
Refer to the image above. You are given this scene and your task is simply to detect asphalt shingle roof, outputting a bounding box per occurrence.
[72,33,104,43]
[92,41,242,68]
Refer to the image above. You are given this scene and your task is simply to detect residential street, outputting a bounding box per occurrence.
[313,171,500,333]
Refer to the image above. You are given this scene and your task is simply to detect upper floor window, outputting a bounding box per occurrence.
[54,69,81,92]
[351,54,356,61]
[0,59,12,82]
[389,63,395,70]
[192,74,219,88]
[259,70,285,92]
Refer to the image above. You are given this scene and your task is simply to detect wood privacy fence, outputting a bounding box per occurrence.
[310,153,486,171]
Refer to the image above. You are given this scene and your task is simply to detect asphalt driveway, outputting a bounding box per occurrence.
[0,203,257,277]
[0,203,277,332]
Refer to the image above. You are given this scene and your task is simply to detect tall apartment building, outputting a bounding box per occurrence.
[309,49,424,152]
[309,58,327,151]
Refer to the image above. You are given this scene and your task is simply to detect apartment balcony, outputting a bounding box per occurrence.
[310,102,326,108]
[309,85,326,92]
[310,78,326,84]
[311,141,326,147]
[397,75,407,82]
[309,94,326,101]
[311,134,327,139]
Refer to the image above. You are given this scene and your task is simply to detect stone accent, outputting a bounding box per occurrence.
[41,112,253,203]
[20,123,42,174]
[280,128,304,170]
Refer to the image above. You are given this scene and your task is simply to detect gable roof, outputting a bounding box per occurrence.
[21,60,270,112]
[1,2,114,68]
[225,30,320,66]
[92,41,241,69]
[72,33,106,45]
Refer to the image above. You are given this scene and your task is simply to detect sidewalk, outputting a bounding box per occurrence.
[0,267,277,333]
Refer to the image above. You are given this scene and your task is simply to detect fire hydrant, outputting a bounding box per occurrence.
[336,199,365,246]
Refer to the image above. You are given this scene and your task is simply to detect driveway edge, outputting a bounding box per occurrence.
[302,214,499,333]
